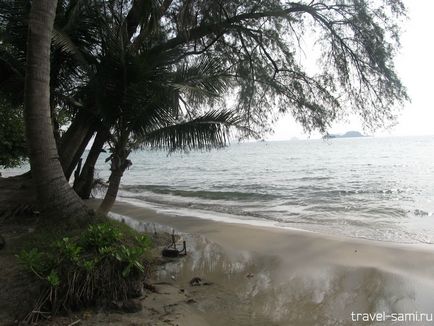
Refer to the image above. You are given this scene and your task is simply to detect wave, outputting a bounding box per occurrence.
[119,183,418,210]
[120,184,277,201]
[118,194,434,244]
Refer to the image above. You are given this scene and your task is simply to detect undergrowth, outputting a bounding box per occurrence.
[17,221,152,323]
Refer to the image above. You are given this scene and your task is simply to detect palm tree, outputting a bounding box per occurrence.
[3,0,407,219]
[0,0,105,179]
[90,47,248,214]
[33,2,250,214]
[23,0,89,222]
[97,109,244,215]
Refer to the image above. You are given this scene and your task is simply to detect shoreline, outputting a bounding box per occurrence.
[103,199,434,278]
[88,199,434,325]
[113,195,434,247]
[114,196,434,249]
[103,198,434,250]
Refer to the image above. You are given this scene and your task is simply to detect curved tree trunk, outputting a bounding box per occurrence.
[23,0,90,223]
[97,139,131,215]
[2,109,96,183]
[0,116,95,217]
[97,169,123,216]
[59,110,97,180]
[74,128,109,199]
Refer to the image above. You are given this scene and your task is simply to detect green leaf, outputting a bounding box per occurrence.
[47,270,60,287]
[141,110,249,152]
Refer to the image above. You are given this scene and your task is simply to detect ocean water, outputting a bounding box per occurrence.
[94,136,434,244]
[4,136,434,244]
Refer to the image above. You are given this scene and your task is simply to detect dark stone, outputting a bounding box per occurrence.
[189,277,213,287]
[189,277,202,286]
[162,248,179,258]
[0,234,5,250]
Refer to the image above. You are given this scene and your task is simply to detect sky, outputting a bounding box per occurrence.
[268,0,434,140]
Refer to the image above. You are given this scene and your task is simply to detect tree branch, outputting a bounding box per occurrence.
[149,3,313,55]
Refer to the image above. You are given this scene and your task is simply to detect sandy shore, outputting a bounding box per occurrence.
[89,199,434,325]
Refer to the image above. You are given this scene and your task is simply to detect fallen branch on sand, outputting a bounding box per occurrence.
[161,229,187,258]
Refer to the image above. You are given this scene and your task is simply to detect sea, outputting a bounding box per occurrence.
[98,136,434,244]
[4,136,434,244]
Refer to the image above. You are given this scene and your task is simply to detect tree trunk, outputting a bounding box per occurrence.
[74,128,109,199]
[59,110,97,180]
[97,139,131,215]
[23,0,90,223]
[8,109,97,181]
[97,169,123,216]
[0,115,95,217]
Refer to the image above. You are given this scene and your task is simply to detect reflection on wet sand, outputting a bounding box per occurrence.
[108,204,434,326]
[156,236,433,325]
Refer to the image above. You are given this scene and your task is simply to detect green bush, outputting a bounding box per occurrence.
[17,222,152,316]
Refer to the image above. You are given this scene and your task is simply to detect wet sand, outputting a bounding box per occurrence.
[91,200,434,325]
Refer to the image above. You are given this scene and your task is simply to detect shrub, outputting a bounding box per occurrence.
[17,222,152,321]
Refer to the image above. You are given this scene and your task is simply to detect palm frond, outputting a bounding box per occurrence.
[52,28,89,68]
[125,92,180,133]
[170,57,231,106]
[141,110,247,152]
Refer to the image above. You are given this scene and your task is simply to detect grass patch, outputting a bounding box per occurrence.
[16,217,153,323]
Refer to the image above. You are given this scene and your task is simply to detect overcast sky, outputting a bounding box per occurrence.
[269,0,434,140]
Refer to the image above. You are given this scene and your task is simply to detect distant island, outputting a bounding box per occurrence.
[323,131,366,139]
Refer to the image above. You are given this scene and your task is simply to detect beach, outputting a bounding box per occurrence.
[1,1,431,324]
[95,199,434,325]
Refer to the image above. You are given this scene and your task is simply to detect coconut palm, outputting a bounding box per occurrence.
[0,0,111,217]
[23,0,89,222]
[1,0,409,220]
[39,1,250,214]
[86,35,248,214]
[97,108,244,215]
[0,0,106,178]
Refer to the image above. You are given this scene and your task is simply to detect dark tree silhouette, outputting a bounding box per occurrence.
[23,0,89,221]
[0,0,409,217]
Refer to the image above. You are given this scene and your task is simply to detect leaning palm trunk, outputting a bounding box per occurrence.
[59,110,97,180]
[97,169,123,216]
[74,128,109,199]
[24,0,89,222]
[97,154,131,215]
[97,111,243,214]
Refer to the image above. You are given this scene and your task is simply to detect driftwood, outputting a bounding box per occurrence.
[161,230,187,258]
